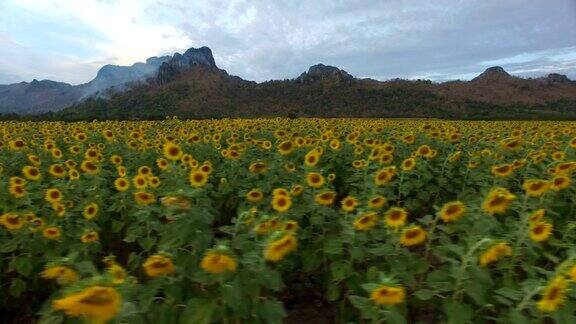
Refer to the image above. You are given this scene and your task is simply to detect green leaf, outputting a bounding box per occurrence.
[508,309,528,324]
[386,308,407,324]
[444,300,472,324]
[0,239,19,253]
[414,289,435,301]
[256,299,285,324]
[10,255,33,276]
[361,283,381,293]
[180,299,216,324]
[327,282,340,301]
[111,220,124,233]
[10,277,26,297]
[330,261,352,281]
[349,295,371,311]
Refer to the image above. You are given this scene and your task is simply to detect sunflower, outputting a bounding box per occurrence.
[479,242,512,267]
[160,196,191,210]
[8,184,26,198]
[352,159,366,169]
[368,195,387,209]
[113,177,130,192]
[200,163,213,174]
[81,231,100,244]
[22,165,41,180]
[249,161,267,173]
[529,209,546,223]
[143,254,175,277]
[277,140,294,155]
[272,195,292,213]
[400,225,427,247]
[529,221,553,242]
[134,191,155,205]
[163,142,183,161]
[384,207,408,228]
[52,286,122,322]
[45,188,63,203]
[68,170,80,180]
[264,234,298,262]
[84,148,100,161]
[284,163,296,172]
[290,184,304,196]
[566,264,576,282]
[246,189,264,203]
[28,217,45,232]
[341,196,359,212]
[354,211,379,231]
[41,265,78,285]
[200,251,238,274]
[370,285,406,306]
[537,277,568,313]
[523,179,550,197]
[132,175,148,190]
[491,164,514,178]
[314,191,336,206]
[0,213,24,231]
[102,129,114,141]
[148,176,161,188]
[283,220,299,232]
[551,151,565,161]
[439,201,466,223]
[189,170,208,187]
[106,263,127,285]
[554,162,576,175]
[304,149,321,167]
[42,227,61,240]
[9,138,26,150]
[550,176,570,191]
[416,145,434,158]
[135,166,151,177]
[306,172,325,188]
[273,188,289,197]
[82,203,99,220]
[401,158,416,171]
[80,160,100,175]
[481,187,516,215]
[51,202,66,217]
[156,158,169,170]
[374,167,397,186]
[117,165,127,177]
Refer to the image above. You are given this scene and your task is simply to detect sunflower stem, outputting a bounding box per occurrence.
[508,195,530,278]
[452,238,491,300]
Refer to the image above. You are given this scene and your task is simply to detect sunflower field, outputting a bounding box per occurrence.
[1,118,576,323]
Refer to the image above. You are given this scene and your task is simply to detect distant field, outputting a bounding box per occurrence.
[1,118,576,323]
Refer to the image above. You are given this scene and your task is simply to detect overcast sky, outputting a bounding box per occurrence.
[1,0,575,85]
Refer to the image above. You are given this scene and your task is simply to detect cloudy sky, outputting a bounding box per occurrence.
[1,0,575,85]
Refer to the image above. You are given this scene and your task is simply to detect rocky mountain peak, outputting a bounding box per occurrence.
[297,64,354,84]
[156,46,220,84]
[546,73,570,83]
[472,66,512,82]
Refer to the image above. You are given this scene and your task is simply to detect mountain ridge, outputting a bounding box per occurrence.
[1,46,575,118]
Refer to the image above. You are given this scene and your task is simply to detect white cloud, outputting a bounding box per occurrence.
[1,0,576,84]
[6,0,190,65]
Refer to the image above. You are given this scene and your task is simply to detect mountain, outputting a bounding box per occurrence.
[471,66,513,83]
[0,80,80,114]
[0,54,174,113]
[78,55,171,99]
[53,61,576,120]
[156,46,220,84]
[296,64,353,84]
[1,46,576,119]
